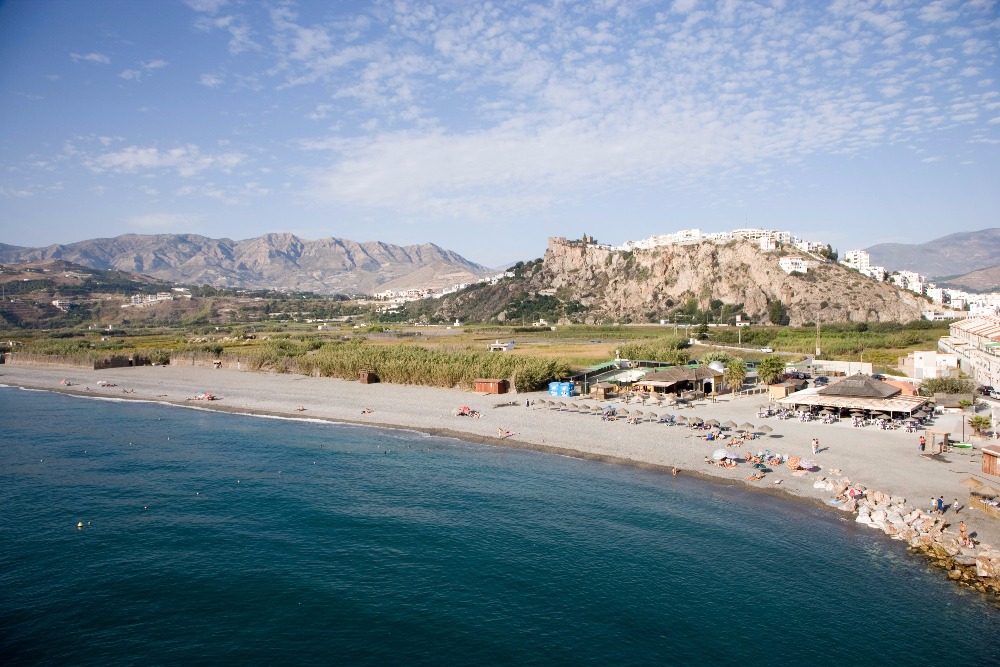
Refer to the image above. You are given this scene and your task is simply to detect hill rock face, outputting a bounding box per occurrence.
[436,238,927,325]
[865,228,1000,278]
[0,233,489,294]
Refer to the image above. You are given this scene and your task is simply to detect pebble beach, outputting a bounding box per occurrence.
[4,362,1000,595]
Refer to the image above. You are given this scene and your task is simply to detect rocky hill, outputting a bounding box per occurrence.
[934,265,1000,293]
[865,228,1000,278]
[426,237,927,326]
[0,233,489,295]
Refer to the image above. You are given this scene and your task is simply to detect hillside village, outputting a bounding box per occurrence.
[375,227,1000,321]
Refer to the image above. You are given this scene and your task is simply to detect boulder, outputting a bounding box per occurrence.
[891,496,905,505]
[856,513,872,525]
[949,569,963,580]
[871,510,887,524]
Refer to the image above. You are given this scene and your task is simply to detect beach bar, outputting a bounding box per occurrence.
[474,378,509,394]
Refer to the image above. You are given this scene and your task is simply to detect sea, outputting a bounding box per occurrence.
[1,386,997,666]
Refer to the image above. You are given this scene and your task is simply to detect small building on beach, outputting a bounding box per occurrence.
[634,365,724,396]
[774,373,929,416]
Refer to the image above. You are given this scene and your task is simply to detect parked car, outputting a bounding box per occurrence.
[814,376,830,386]
[760,347,773,353]
[977,385,995,396]
[989,390,1000,400]
[871,374,886,380]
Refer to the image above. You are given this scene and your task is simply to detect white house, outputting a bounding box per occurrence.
[778,256,808,274]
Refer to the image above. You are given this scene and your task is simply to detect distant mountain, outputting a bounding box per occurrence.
[934,265,1000,293]
[0,233,490,295]
[865,228,1000,278]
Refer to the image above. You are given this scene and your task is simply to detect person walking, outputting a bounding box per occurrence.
[918,435,926,452]
[811,438,819,454]
[935,496,945,515]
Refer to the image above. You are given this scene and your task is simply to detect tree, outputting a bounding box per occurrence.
[696,313,710,339]
[969,414,992,437]
[920,377,975,396]
[723,358,747,393]
[757,355,786,385]
[768,300,789,326]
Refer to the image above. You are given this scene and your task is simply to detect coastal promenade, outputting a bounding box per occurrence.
[3,363,999,584]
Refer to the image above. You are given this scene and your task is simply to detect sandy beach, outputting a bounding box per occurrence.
[3,362,999,549]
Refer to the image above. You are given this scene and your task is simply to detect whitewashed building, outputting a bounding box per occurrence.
[778,256,808,274]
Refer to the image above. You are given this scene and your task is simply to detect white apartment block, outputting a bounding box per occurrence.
[940,317,1000,388]
[842,249,870,271]
[891,270,926,295]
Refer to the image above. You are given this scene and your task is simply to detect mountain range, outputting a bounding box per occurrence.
[0,233,490,295]
[865,228,1000,282]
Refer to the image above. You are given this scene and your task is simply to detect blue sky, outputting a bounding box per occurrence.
[1,0,998,267]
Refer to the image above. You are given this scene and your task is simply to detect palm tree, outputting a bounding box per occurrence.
[723,358,747,394]
[969,415,992,437]
[757,355,786,386]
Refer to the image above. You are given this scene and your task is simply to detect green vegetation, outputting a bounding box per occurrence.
[294,342,570,391]
[723,358,747,392]
[616,336,691,365]
[919,377,975,396]
[757,356,786,385]
[969,414,992,436]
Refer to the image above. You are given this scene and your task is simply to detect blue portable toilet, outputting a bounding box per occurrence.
[549,382,561,396]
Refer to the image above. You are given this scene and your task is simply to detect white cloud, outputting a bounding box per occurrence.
[86,144,247,177]
[200,73,224,87]
[671,0,699,14]
[70,52,111,64]
[119,59,169,82]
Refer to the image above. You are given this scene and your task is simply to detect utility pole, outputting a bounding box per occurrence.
[815,319,821,357]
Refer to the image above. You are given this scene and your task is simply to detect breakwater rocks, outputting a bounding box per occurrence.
[822,479,1000,598]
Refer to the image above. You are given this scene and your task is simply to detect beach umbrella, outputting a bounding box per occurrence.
[705,418,720,427]
[725,451,742,460]
[960,477,984,490]
[647,412,658,421]
[976,486,999,498]
[689,416,703,425]
[722,420,737,429]
[739,422,755,431]
[618,409,631,417]
[674,415,688,424]
[591,405,603,414]
[756,424,773,434]
[712,449,728,461]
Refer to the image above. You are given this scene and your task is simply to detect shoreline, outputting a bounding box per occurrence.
[3,363,999,599]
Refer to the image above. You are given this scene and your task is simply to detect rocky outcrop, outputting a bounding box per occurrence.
[541,238,925,325]
[833,482,1000,598]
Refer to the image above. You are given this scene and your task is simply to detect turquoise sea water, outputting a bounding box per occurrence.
[1,386,998,665]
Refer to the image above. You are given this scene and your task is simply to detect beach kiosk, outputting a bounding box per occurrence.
[474,378,509,394]
[982,444,1000,477]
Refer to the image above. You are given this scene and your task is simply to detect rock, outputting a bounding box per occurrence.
[843,499,858,512]
[813,480,827,489]
[856,513,872,525]
[949,569,963,580]
[824,482,834,492]
[887,512,904,525]
[891,496,905,505]
[976,556,991,578]
[954,555,977,566]
[904,510,922,525]
[871,510,887,524]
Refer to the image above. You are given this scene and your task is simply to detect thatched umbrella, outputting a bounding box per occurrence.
[756,424,773,434]
[591,405,603,415]
[705,418,720,427]
[689,416,704,425]
[960,477,984,490]
[739,422,755,432]
[977,486,999,498]
[632,410,645,421]
[722,420,737,429]
[647,412,658,421]
[674,415,688,424]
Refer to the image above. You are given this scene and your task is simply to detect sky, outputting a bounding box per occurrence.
[1,0,998,267]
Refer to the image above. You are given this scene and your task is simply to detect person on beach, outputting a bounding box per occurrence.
[959,520,969,546]
[936,496,945,514]
[952,498,962,513]
[918,435,926,452]
[811,438,819,454]
[362,407,372,414]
